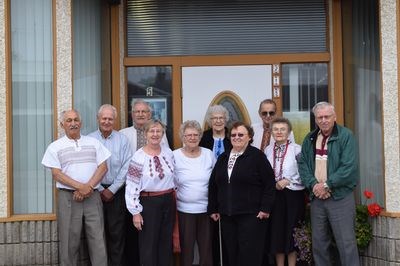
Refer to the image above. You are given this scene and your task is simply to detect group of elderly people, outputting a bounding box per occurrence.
[122,99,307,266]
[44,98,359,266]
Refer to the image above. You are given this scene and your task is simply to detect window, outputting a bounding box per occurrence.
[73,0,111,135]
[281,63,329,144]
[342,0,383,205]
[11,0,54,214]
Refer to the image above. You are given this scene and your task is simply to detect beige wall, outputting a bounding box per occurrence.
[55,0,73,117]
[380,0,400,212]
[0,0,7,218]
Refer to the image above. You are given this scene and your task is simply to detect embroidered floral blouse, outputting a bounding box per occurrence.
[125,146,175,215]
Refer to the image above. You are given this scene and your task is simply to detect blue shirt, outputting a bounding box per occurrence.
[89,129,132,194]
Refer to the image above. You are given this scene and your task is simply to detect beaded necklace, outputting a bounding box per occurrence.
[273,140,289,181]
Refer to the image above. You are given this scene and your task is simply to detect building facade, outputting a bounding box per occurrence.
[0,0,399,265]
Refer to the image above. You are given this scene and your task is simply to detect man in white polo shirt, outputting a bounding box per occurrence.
[42,109,111,266]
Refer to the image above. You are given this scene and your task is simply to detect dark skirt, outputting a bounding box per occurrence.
[269,189,305,255]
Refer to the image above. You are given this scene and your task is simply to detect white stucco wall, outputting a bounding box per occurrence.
[56,0,73,125]
[0,0,7,218]
[380,0,400,212]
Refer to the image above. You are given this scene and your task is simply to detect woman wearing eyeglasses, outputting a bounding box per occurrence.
[199,104,232,159]
[125,119,175,266]
[199,104,233,266]
[208,121,276,266]
[265,117,305,266]
[173,120,215,266]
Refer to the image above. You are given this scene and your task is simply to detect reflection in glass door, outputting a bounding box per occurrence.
[126,66,173,145]
[281,63,328,144]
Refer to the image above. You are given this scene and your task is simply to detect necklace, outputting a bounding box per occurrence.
[273,140,289,181]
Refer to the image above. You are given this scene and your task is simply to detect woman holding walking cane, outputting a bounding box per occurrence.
[208,121,276,266]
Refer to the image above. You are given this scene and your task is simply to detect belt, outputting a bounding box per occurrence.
[140,188,174,197]
[58,188,75,192]
[58,188,98,192]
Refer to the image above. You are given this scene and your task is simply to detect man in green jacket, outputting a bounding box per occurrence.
[298,102,359,266]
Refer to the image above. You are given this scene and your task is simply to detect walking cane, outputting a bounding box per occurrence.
[219,218,223,266]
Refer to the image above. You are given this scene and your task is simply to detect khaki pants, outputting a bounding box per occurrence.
[57,190,107,266]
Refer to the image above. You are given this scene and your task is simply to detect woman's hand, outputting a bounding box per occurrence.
[256,211,270,220]
[210,213,220,221]
[276,178,290,190]
[132,213,144,231]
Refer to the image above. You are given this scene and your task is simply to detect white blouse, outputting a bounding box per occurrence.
[125,146,175,215]
[265,141,305,191]
[173,147,215,213]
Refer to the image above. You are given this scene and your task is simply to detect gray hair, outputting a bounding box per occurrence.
[144,119,166,135]
[131,98,153,113]
[179,120,203,141]
[205,105,230,126]
[312,102,335,116]
[271,117,293,132]
[59,109,81,123]
[97,104,117,119]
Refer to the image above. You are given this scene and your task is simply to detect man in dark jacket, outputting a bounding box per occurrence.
[298,102,359,266]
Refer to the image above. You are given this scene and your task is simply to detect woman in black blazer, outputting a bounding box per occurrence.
[208,121,275,266]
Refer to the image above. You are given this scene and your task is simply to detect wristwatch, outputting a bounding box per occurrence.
[323,182,330,192]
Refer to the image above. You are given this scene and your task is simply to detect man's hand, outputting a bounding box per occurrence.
[133,213,144,231]
[100,189,114,202]
[313,183,331,199]
[77,183,93,198]
[73,191,84,202]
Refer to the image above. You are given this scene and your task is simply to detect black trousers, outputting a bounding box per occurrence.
[138,192,175,266]
[178,211,213,266]
[103,186,127,266]
[221,214,268,266]
[124,209,140,266]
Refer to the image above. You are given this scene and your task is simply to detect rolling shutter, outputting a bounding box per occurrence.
[126,0,327,56]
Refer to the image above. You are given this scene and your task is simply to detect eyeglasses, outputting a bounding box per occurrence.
[184,133,200,139]
[230,133,247,138]
[133,110,150,115]
[272,127,288,133]
[148,129,163,134]
[211,116,225,121]
[261,111,276,117]
[316,115,334,122]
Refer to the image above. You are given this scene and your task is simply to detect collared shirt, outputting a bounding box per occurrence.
[89,129,132,194]
[136,126,147,150]
[314,131,329,183]
[265,141,305,191]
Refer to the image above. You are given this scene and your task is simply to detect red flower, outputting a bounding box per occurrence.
[367,203,382,217]
[364,190,374,199]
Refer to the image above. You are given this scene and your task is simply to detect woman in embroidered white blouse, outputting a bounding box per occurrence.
[125,119,175,266]
[265,117,305,266]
